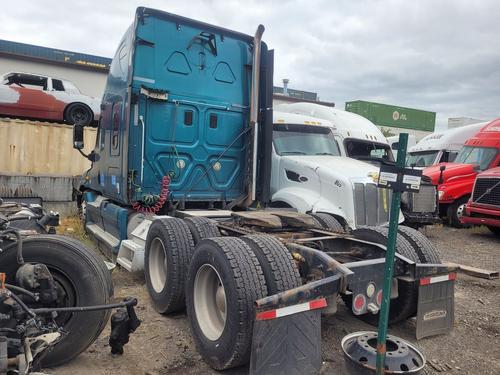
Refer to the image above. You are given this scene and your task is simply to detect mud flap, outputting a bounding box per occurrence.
[416,275,455,339]
[249,310,322,375]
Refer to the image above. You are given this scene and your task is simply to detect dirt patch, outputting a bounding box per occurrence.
[49,225,500,375]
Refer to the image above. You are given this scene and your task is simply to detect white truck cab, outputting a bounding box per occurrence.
[407,122,489,168]
[271,111,399,229]
[275,102,394,165]
[274,103,441,228]
[387,135,416,161]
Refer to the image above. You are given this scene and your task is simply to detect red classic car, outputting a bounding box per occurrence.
[0,72,100,126]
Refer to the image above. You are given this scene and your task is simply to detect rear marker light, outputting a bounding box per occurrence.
[366,283,376,298]
[420,272,457,286]
[255,298,327,321]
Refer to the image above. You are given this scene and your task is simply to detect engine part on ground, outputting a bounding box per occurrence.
[15,263,57,303]
[341,331,425,374]
[0,221,139,373]
[109,298,142,355]
[0,201,59,234]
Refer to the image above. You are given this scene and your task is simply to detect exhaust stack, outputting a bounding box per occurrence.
[245,24,265,206]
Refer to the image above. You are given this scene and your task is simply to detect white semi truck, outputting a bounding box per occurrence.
[275,103,441,227]
[271,111,397,229]
[406,122,489,168]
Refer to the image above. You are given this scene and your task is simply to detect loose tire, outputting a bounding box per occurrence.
[447,196,471,228]
[310,212,345,233]
[0,235,112,367]
[241,234,301,295]
[64,103,93,126]
[184,217,220,245]
[349,226,421,324]
[144,218,194,313]
[186,237,267,370]
[397,226,441,263]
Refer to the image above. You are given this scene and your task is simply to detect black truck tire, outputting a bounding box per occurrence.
[144,218,194,313]
[350,226,421,325]
[186,237,267,370]
[241,234,301,295]
[397,226,441,263]
[447,195,471,228]
[184,216,220,245]
[310,212,345,233]
[0,235,112,367]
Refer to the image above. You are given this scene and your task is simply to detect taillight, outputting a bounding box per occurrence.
[376,290,383,306]
[353,294,366,312]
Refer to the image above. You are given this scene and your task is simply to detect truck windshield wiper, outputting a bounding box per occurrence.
[315,152,336,156]
[281,151,307,155]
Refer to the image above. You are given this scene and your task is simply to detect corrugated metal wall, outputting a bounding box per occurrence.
[0,118,96,175]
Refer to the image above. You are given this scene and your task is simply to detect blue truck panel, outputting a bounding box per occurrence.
[83,7,270,208]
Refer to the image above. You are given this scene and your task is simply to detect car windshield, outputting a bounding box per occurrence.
[273,124,341,156]
[454,146,498,171]
[406,150,439,167]
[344,139,394,162]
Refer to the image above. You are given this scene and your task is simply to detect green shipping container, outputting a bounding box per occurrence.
[345,100,436,132]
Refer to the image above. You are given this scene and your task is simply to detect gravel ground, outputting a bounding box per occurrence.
[49,224,499,375]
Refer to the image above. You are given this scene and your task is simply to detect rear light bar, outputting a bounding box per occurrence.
[255,298,327,321]
[420,272,456,286]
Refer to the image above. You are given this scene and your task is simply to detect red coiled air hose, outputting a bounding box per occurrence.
[132,175,170,214]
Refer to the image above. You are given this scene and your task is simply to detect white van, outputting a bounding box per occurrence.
[407,122,489,168]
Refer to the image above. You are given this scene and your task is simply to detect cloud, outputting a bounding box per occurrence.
[1,0,499,128]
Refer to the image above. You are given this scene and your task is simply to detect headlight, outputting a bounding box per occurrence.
[438,190,445,200]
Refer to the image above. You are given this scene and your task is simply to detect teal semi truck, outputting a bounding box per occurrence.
[73,7,456,373]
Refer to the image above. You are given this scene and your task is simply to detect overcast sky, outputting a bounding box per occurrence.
[2,0,499,129]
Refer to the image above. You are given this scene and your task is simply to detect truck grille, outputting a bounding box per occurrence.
[472,178,500,207]
[410,184,437,213]
[353,183,392,226]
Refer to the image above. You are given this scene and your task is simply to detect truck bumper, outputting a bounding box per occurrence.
[461,205,500,227]
[403,211,442,226]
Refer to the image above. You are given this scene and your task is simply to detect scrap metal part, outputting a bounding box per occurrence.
[341,331,425,374]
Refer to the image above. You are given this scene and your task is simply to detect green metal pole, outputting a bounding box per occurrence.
[375,133,408,375]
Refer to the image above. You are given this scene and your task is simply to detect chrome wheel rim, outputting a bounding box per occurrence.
[149,237,167,293]
[193,264,227,341]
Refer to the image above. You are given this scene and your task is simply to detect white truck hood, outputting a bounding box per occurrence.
[282,155,378,177]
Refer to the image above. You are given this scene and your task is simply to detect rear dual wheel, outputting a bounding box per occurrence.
[186,235,301,370]
[145,220,301,370]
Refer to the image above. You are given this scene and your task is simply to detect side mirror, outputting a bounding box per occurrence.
[438,165,446,184]
[73,124,84,150]
[391,142,399,150]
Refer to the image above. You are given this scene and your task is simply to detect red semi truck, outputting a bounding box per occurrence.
[460,167,500,236]
[424,119,500,227]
